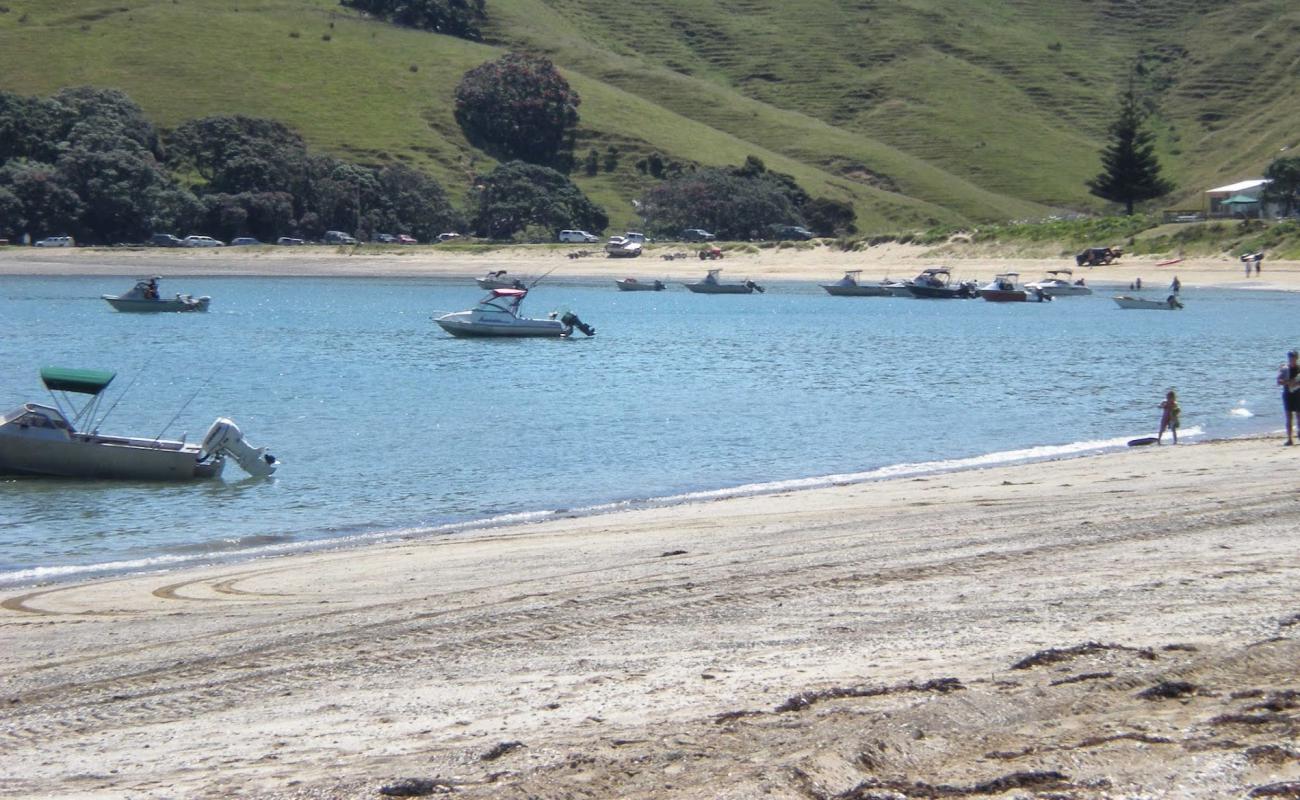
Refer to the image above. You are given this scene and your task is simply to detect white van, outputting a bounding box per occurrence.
[559,230,599,243]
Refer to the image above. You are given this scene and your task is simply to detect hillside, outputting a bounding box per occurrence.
[0,0,1295,232]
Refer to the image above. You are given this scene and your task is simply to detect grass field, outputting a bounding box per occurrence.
[0,0,1295,233]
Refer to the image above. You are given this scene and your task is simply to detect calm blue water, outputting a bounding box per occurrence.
[0,272,1292,586]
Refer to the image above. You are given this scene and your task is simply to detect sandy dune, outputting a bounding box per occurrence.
[2,437,1298,798]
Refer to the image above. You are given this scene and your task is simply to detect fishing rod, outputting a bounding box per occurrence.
[91,368,144,434]
[155,370,217,442]
[527,265,560,289]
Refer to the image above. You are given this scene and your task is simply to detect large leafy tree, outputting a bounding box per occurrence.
[454,52,580,166]
[640,165,806,240]
[472,161,606,240]
[1087,85,1174,215]
[340,0,485,40]
[1262,156,1300,217]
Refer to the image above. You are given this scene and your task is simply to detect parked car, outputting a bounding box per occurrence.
[682,228,716,241]
[183,235,224,247]
[147,233,184,248]
[230,237,262,246]
[624,232,650,244]
[34,236,73,247]
[771,225,815,241]
[276,236,305,246]
[559,229,599,243]
[396,234,417,245]
[373,233,397,243]
[437,232,462,242]
[323,230,359,245]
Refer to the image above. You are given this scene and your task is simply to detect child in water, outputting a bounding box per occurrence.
[1158,389,1180,444]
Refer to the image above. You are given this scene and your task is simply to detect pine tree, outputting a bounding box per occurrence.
[1087,85,1173,215]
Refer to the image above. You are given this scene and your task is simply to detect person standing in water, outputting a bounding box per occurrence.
[1158,389,1180,444]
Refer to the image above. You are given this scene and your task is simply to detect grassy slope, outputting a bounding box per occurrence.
[0,0,1295,232]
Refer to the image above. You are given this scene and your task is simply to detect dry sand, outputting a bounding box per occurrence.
[2,437,1299,798]
[0,242,1297,291]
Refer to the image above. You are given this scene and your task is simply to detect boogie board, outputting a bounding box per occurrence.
[1155,258,1183,267]
[1127,437,1159,447]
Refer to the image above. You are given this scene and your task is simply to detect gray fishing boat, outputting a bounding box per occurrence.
[102,277,210,312]
[683,269,763,294]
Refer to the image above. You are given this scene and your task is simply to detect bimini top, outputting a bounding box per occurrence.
[40,367,116,395]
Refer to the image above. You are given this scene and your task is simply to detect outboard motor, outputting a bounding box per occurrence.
[744,280,766,293]
[201,418,278,477]
[559,312,596,337]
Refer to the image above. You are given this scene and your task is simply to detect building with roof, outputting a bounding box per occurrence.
[1204,178,1280,219]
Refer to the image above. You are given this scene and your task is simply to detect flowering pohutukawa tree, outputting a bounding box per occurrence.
[454,52,581,166]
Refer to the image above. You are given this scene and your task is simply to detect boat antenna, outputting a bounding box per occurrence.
[527,266,559,289]
[91,369,144,434]
[154,371,216,442]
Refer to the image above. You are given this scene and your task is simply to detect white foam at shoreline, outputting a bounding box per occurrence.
[0,425,1214,589]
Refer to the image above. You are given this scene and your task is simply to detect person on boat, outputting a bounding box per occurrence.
[145,278,160,300]
[1278,350,1300,446]
[1158,389,1180,445]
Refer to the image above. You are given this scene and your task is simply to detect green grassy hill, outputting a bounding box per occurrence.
[1,0,1295,232]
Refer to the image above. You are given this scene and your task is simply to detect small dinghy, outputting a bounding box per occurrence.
[102,277,210,312]
[476,270,526,290]
[1114,294,1183,310]
[683,269,763,294]
[615,277,666,292]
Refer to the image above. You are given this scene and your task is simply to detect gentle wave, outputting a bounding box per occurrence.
[0,428,1206,589]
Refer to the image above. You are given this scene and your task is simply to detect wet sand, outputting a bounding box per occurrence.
[0,242,1296,292]
[2,437,1298,798]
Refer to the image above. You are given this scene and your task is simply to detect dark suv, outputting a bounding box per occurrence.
[682,228,716,241]
[771,225,815,241]
[148,233,184,247]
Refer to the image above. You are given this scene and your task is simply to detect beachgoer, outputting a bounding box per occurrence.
[1135,277,1142,290]
[1255,253,1263,276]
[1243,255,1252,278]
[1158,390,1180,444]
[1278,350,1300,446]
[1170,276,1181,294]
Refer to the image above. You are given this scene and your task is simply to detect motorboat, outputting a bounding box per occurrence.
[615,278,666,292]
[476,270,526,290]
[904,267,978,299]
[604,236,643,258]
[977,273,1051,303]
[434,288,595,338]
[102,277,210,312]
[0,367,277,481]
[683,269,764,294]
[1025,268,1092,297]
[821,270,893,297]
[1114,294,1184,310]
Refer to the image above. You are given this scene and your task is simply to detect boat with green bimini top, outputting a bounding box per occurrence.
[0,368,277,481]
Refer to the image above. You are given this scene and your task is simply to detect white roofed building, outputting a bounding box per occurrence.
[1204,178,1280,218]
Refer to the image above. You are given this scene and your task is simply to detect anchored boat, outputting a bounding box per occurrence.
[1113,294,1184,310]
[615,278,666,291]
[977,273,1051,303]
[904,267,978,299]
[821,270,893,297]
[434,288,595,338]
[1025,268,1092,297]
[102,277,210,312]
[0,368,277,481]
[683,269,764,294]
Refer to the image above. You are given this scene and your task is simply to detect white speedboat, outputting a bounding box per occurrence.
[0,368,277,481]
[821,270,892,297]
[683,269,763,294]
[1025,268,1092,297]
[476,270,526,290]
[977,273,1051,303]
[102,277,210,312]
[604,236,643,258]
[435,288,595,338]
[1113,294,1183,310]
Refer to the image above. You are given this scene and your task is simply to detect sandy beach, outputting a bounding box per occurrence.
[2,436,1298,798]
[1,242,1297,291]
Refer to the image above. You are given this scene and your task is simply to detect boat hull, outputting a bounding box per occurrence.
[103,296,210,313]
[907,285,974,299]
[822,284,893,297]
[1113,296,1183,310]
[615,279,665,292]
[978,289,1029,302]
[683,283,754,294]
[0,432,223,480]
[1027,283,1092,297]
[435,315,567,337]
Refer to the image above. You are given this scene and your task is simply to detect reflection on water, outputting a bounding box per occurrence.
[0,274,1291,584]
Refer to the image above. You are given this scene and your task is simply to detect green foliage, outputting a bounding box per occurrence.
[803,197,857,237]
[640,165,804,240]
[340,0,485,40]
[1087,85,1174,215]
[471,160,606,240]
[454,52,580,166]
[1262,156,1300,217]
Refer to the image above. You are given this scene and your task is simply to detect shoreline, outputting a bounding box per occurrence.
[2,243,1297,291]
[0,423,1242,592]
[3,436,1299,798]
